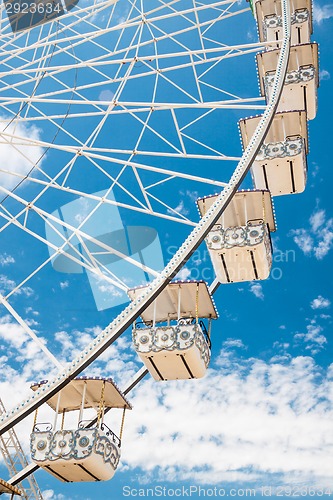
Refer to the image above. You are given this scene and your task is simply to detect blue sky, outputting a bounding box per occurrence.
[0,0,333,498]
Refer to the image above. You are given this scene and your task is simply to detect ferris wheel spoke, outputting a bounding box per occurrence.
[0,164,224,225]
[30,200,163,278]
[0,203,150,291]
[3,212,132,300]
[0,14,262,80]
[145,191,195,224]
[0,40,267,101]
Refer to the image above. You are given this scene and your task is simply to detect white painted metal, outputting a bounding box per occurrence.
[7,368,148,487]
[197,190,276,231]
[128,281,218,324]
[133,323,210,381]
[31,427,120,482]
[251,146,307,194]
[130,281,215,381]
[205,222,272,283]
[240,110,308,149]
[30,377,129,483]
[197,191,275,283]
[31,378,132,412]
[254,0,312,47]
[257,43,319,119]
[239,111,308,195]
[0,399,42,500]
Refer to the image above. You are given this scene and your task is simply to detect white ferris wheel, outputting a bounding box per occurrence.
[0,0,318,495]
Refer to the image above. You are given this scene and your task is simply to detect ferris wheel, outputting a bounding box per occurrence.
[0,0,318,494]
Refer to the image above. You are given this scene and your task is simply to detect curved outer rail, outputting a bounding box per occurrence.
[0,0,291,436]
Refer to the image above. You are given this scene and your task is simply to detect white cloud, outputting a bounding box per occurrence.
[55,330,74,353]
[249,283,264,300]
[0,274,16,292]
[41,490,65,500]
[223,338,246,349]
[272,342,291,362]
[97,282,123,297]
[311,163,320,178]
[0,117,44,190]
[179,190,199,203]
[0,274,34,297]
[54,325,140,383]
[311,296,331,309]
[60,280,69,289]
[313,3,333,23]
[292,228,314,255]
[122,353,333,487]
[294,322,327,354]
[319,69,331,81]
[91,274,123,297]
[0,315,28,348]
[290,208,333,259]
[74,197,91,225]
[175,267,191,280]
[167,199,189,216]
[169,191,199,216]
[314,221,333,259]
[247,28,256,41]
[21,286,34,297]
[0,254,15,266]
[310,209,325,232]
[25,306,39,316]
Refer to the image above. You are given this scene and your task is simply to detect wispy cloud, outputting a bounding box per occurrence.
[313,2,333,23]
[42,490,66,500]
[310,209,326,232]
[294,321,327,354]
[290,207,333,259]
[0,274,34,297]
[54,325,140,382]
[249,283,264,300]
[0,254,15,266]
[319,69,331,81]
[167,199,189,216]
[223,338,246,349]
[168,190,198,217]
[175,267,191,280]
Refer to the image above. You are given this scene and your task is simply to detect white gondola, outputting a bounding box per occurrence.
[30,377,131,483]
[253,0,312,48]
[0,478,22,496]
[257,43,319,120]
[128,281,218,381]
[239,110,308,195]
[197,190,276,283]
